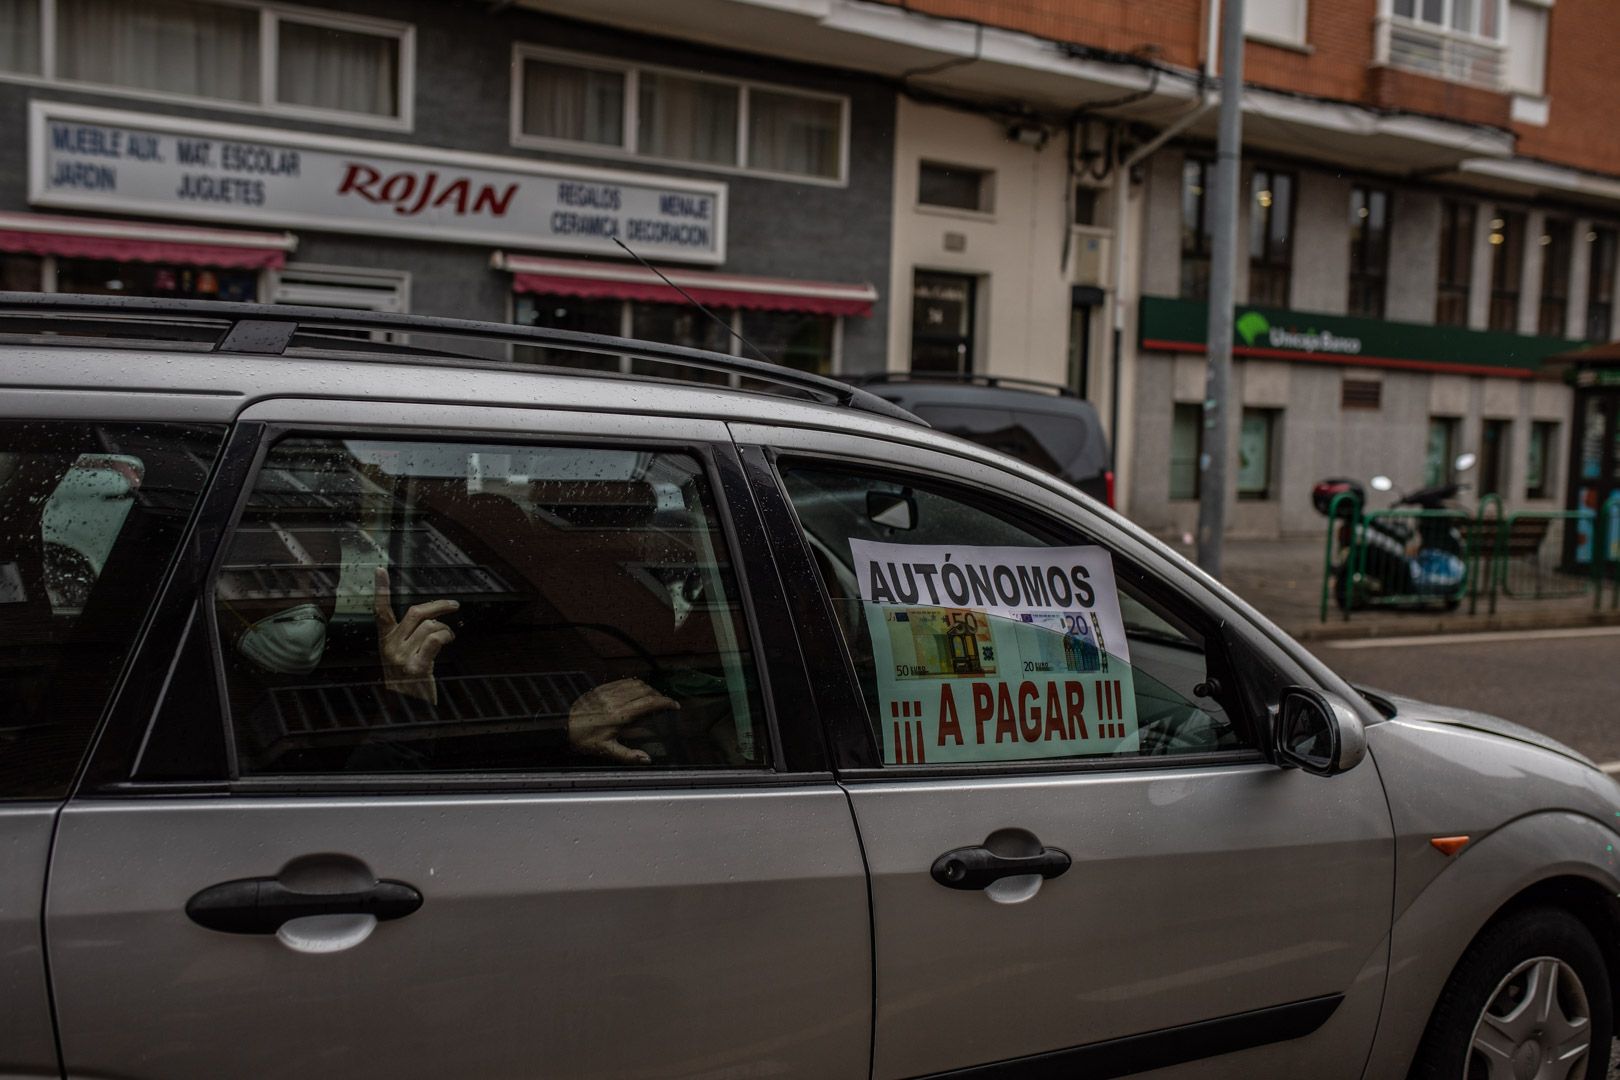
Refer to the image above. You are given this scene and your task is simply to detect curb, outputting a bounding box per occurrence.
[1288,608,1620,642]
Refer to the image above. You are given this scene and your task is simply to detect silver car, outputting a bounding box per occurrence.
[1,294,1616,1080]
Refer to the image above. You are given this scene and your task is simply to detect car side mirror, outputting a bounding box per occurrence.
[1275,687,1367,776]
[867,489,917,530]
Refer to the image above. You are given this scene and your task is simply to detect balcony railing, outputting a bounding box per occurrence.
[1375,16,1506,92]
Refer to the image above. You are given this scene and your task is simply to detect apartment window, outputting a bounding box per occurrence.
[1537,217,1573,337]
[0,0,41,73]
[513,46,849,182]
[1170,403,1202,500]
[1245,0,1308,46]
[1248,169,1294,308]
[1586,226,1616,341]
[43,1,411,123]
[1488,210,1525,332]
[1348,186,1391,318]
[1526,420,1557,498]
[1180,159,1213,301]
[638,71,739,167]
[57,0,259,102]
[1237,410,1277,500]
[276,18,400,118]
[517,56,626,148]
[1392,0,1503,38]
[918,162,993,213]
[1425,417,1460,486]
[748,89,842,180]
[1437,199,1476,326]
[1480,418,1512,497]
[1506,0,1549,97]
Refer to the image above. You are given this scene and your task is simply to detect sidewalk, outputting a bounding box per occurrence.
[1165,536,1620,641]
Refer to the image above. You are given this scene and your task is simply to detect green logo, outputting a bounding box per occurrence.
[1236,311,1270,346]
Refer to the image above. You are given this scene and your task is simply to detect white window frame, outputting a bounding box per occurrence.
[271,263,411,312]
[2,0,414,132]
[1385,0,1507,44]
[509,43,851,188]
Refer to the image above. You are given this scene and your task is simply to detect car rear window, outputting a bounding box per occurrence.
[0,422,224,799]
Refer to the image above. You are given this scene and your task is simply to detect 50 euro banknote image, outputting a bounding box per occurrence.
[885,607,998,679]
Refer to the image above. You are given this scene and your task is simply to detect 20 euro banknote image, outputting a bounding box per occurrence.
[1012,612,1101,675]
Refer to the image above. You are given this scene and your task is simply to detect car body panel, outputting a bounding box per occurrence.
[47,789,872,1080]
[0,805,59,1080]
[731,422,1395,1077]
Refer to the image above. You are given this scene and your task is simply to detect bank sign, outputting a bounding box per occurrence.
[1139,295,1582,377]
[29,102,727,263]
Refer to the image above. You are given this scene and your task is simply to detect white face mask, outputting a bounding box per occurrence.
[236,603,328,676]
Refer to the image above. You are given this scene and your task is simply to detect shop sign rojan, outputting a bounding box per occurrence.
[29,102,728,263]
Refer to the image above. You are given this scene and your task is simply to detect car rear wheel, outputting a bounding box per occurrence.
[1411,906,1612,1080]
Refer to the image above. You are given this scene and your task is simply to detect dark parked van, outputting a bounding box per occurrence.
[848,374,1114,505]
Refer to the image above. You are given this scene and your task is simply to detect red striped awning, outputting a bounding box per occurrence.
[495,252,876,317]
[0,212,296,269]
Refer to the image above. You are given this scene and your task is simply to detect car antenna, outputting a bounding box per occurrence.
[611,237,775,367]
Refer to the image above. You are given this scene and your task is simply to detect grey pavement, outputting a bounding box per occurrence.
[1172,535,1620,640]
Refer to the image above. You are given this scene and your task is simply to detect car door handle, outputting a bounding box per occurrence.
[930,845,1072,891]
[185,877,423,935]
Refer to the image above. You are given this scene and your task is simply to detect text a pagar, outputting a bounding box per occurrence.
[887,678,1132,764]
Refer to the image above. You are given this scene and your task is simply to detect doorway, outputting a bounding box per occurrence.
[910,271,976,374]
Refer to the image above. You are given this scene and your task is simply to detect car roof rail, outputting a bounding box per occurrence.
[0,291,923,425]
[847,371,1078,397]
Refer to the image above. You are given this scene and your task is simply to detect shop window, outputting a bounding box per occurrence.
[1480,418,1512,497]
[910,271,976,375]
[918,162,993,213]
[1437,199,1476,327]
[1180,158,1213,301]
[0,253,42,291]
[513,295,623,373]
[739,310,835,375]
[275,18,401,119]
[1425,416,1460,487]
[55,259,257,302]
[1245,0,1308,46]
[1348,186,1390,319]
[1248,169,1294,308]
[1537,217,1572,337]
[1488,210,1525,332]
[1170,403,1202,500]
[1526,420,1557,498]
[0,0,40,74]
[512,46,849,183]
[1586,227,1616,342]
[1506,0,1548,97]
[748,89,842,180]
[1237,409,1278,501]
[43,0,411,124]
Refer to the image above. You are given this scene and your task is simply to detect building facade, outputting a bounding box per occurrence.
[2,0,1617,542]
[0,0,896,370]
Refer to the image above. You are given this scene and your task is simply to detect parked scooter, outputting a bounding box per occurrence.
[1311,453,1477,612]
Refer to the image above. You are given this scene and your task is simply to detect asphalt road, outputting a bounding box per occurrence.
[1310,627,1620,765]
[1310,627,1620,1079]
